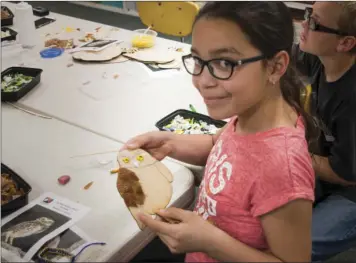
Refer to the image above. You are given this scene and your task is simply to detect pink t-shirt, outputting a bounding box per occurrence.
[185,116,315,262]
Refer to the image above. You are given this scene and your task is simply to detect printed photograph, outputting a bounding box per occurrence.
[32,228,87,262]
[1,204,70,259]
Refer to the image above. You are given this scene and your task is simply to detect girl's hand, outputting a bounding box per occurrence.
[138,208,216,254]
[120,131,174,161]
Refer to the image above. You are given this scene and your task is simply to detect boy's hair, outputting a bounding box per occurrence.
[335,1,356,53]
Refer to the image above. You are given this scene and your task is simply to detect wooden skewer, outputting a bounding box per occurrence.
[7,102,52,119]
[69,150,119,158]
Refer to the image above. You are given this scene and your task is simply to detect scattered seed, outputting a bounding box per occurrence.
[65,27,75,33]
[110,168,120,174]
[84,181,94,190]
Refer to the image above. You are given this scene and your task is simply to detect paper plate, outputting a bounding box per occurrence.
[72,44,123,62]
[123,49,176,64]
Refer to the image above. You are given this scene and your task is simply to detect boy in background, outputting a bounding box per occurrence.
[293,1,356,261]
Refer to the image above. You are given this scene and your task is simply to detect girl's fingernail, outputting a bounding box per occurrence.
[126,143,137,149]
[137,212,145,218]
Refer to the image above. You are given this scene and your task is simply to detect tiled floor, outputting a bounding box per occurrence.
[26,2,356,262]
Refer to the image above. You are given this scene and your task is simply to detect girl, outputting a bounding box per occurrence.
[124,2,317,262]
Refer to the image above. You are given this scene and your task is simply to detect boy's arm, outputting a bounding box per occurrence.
[313,104,356,185]
[313,155,356,186]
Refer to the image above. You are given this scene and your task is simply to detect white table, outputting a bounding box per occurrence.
[1,105,195,262]
[2,2,207,145]
[2,2,207,177]
[1,2,301,145]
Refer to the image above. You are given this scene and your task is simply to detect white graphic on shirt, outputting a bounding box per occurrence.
[209,160,233,195]
[195,139,233,220]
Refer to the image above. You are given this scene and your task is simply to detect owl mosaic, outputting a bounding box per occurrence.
[115,149,173,229]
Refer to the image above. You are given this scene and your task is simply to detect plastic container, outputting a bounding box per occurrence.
[131,29,157,48]
[155,109,227,134]
[32,6,50,17]
[1,27,17,42]
[1,6,14,26]
[1,67,43,102]
[1,163,32,218]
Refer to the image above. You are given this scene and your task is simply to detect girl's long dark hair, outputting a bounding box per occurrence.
[195,2,319,150]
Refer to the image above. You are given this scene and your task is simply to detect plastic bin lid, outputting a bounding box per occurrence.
[40,48,64,58]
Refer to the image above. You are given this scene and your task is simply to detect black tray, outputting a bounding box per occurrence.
[1,6,14,26]
[1,26,17,42]
[1,67,43,102]
[33,6,50,17]
[155,109,227,133]
[1,163,32,218]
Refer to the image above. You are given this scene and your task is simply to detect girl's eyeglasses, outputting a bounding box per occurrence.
[181,54,265,80]
[304,7,347,36]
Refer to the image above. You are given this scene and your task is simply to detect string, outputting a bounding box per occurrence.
[71,242,106,262]
[37,242,106,263]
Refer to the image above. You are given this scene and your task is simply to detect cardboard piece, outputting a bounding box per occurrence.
[116,149,173,230]
[157,58,182,69]
[72,44,123,62]
[123,49,176,64]
[102,55,129,64]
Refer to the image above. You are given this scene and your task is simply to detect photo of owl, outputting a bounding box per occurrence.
[2,217,54,245]
[116,149,174,229]
[1,204,71,258]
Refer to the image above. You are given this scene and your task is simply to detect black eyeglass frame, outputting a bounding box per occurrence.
[304,8,348,36]
[181,54,265,80]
